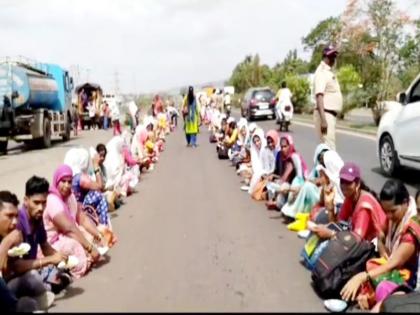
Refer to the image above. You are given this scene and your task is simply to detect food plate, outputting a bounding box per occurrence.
[297,230,311,239]
[97,246,109,256]
[324,299,348,312]
[8,243,31,257]
[58,255,79,270]
[307,221,318,230]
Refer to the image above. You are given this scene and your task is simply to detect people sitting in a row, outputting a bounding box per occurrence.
[0,112,174,312]
[208,116,420,312]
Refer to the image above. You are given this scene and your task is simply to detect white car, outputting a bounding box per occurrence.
[377,74,420,176]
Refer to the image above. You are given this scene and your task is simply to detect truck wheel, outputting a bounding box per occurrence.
[41,117,52,148]
[0,140,8,155]
[62,119,71,142]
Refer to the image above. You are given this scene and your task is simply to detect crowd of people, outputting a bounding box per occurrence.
[0,103,178,312]
[205,106,420,312]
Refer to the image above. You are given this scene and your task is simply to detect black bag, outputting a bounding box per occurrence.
[382,291,420,312]
[218,146,229,159]
[311,230,376,299]
[209,133,217,143]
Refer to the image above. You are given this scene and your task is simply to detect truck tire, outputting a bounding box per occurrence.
[0,140,8,155]
[62,119,71,142]
[41,117,52,148]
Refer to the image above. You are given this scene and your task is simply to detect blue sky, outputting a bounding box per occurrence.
[0,0,418,93]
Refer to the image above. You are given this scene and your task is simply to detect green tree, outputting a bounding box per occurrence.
[302,17,341,72]
[284,74,310,113]
[228,54,273,93]
[337,65,364,117]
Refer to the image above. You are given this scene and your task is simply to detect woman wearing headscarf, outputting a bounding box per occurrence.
[285,149,344,231]
[248,129,280,199]
[104,136,137,197]
[281,145,338,220]
[309,162,387,242]
[340,180,419,312]
[265,134,308,211]
[153,95,164,117]
[230,118,249,166]
[182,86,201,148]
[244,128,267,194]
[131,118,154,172]
[64,148,111,229]
[237,123,258,184]
[43,165,104,279]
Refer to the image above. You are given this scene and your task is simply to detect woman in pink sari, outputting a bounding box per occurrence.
[43,165,104,279]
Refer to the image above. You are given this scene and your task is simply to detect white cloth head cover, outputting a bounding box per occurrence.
[64,147,90,175]
[248,127,267,194]
[103,136,125,190]
[316,150,345,204]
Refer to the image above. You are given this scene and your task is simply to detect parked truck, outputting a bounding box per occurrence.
[0,57,73,153]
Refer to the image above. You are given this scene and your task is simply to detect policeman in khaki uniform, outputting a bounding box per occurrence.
[313,45,343,151]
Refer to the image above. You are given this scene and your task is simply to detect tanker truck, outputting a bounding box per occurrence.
[0,58,73,153]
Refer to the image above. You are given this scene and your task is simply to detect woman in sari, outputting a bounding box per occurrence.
[43,165,104,279]
[223,119,239,151]
[309,162,387,242]
[340,180,419,312]
[153,95,164,117]
[230,118,249,166]
[104,136,137,198]
[64,148,111,227]
[244,128,267,194]
[284,148,343,230]
[131,117,155,170]
[182,86,201,148]
[237,123,258,186]
[265,135,307,211]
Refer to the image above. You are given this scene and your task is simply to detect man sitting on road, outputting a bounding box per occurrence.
[11,176,72,296]
[0,191,47,312]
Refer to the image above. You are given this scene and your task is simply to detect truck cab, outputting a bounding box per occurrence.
[0,57,74,153]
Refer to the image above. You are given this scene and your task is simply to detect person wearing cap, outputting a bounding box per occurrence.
[340,179,419,311]
[309,162,387,242]
[313,45,343,151]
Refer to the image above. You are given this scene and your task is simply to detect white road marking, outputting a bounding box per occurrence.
[292,120,376,141]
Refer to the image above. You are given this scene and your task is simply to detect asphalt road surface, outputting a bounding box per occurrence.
[0,118,418,312]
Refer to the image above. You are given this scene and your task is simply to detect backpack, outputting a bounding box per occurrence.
[382,291,420,312]
[311,230,376,299]
[209,133,217,143]
[218,146,229,160]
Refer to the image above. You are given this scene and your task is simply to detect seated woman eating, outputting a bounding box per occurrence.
[237,123,258,186]
[230,118,249,166]
[340,180,419,312]
[285,149,344,232]
[43,165,105,279]
[224,120,239,150]
[309,162,387,242]
[64,148,111,229]
[248,129,279,199]
[280,143,331,218]
[265,135,307,212]
[242,128,266,193]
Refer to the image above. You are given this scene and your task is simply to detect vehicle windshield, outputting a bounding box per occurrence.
[254,90,273,101]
